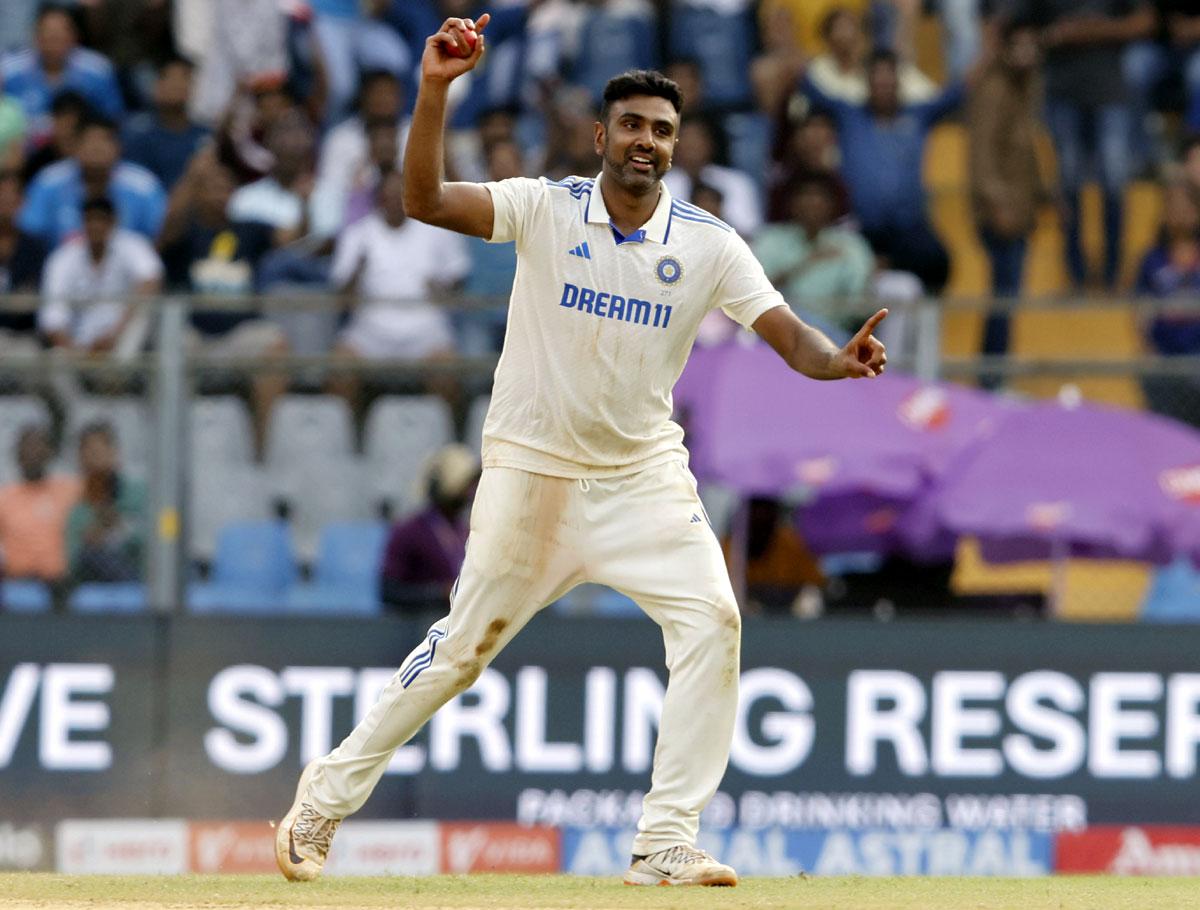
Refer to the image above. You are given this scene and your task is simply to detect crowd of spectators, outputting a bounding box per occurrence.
[0,2,1198,369]
[3,0,1200,611]
[0,419,143,607]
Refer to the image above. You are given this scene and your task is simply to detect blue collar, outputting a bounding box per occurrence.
[609,222,647,245]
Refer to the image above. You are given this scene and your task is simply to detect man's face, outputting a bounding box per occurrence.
[596,95,678,194]
[155,62,192,111]
[793,183,834,233]
[795,116,836,167]
[378,172,406,223]
[0,176,22,222]
[361,78,401,122]
[826,10,863,58]
[1164,183,1200,236]
[673,120,715,173]
[79,431,117,476]
[16,430,52,482]
[36,12,76,70]
[366,122,398,168]
[867,61,900,114]
[1004,28,1039,73]
[82,209,114,250]
[486,142,523,180]
[76,127,119,180]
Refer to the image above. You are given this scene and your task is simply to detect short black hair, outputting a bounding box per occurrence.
[79,419,116,446]
[81,195,116,218]
[867,48,899,70]
[157,52,196,75]
[600,70,683,125]
[1182,134,1200,159]
[36,3,80,28]
[820,6,858,41]
[76,113,119,139]
[50,89,91,119]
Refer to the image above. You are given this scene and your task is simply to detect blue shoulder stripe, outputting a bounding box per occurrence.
[672,199,734,231]
[670,203,733,232]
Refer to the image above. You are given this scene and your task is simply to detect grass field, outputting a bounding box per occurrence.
[4,874,1200,910]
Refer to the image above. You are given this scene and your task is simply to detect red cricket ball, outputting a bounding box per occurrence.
[448,29,478,58]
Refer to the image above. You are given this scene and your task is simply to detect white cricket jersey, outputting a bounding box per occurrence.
[482,172,786,478]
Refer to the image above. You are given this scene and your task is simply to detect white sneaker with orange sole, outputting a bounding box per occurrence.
[623,845,738,886]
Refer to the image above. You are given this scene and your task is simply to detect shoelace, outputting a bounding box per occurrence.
[293,804,341,858]
[654,845,715,867]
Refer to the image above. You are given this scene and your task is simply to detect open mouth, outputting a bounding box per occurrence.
[629,155,654,173]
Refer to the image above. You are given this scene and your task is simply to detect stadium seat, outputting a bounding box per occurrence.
[0,580,52,613]
[273,458,373,563]
[313,521,389,589]
[363,395,454,516]
[283,583,382,616]
[186,520,298,614]
[64,396,151,476]
[551,584,645,618]
[464,394,490,455]
[0,396,51,486]
[188,463,273,563]
[191,396,255,466]
[69,583,149,614]
[1140,559,1200,622]
[265,395,355,469]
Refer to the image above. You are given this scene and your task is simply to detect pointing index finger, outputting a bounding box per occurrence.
[854,308,889,340]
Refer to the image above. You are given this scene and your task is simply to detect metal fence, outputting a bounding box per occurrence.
[0,292,1193,619]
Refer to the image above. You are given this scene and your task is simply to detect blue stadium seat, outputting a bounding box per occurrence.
[186,521,298,614]
[69,583,148,614]
[314,522,388,588]
[1141,559,1200,622]
[1,580,52,613]
[551,584,645,618]
[284,583,382,616]
[275,522,389,616]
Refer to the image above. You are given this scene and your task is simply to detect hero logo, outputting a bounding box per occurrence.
[0,664,113,771]
[441,823,559,873]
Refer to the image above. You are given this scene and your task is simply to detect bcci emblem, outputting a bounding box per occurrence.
[655,256,683,285]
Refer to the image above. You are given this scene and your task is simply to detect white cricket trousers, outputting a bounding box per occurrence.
[306,463,741,855]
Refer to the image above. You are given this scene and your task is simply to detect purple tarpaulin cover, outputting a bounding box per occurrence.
[929,401,1200,565]
[673,342,1002,555]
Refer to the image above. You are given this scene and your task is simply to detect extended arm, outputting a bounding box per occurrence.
[402,14,496,239]
[1043,5,1155,48]
[753,306,888,380]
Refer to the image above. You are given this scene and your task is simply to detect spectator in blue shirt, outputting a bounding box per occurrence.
[121,55,209,192]
[0,4,123,144]
[802,48,963,293]
[309,0,412,125]
[1138,178,1200,428]
[19,115,166,246]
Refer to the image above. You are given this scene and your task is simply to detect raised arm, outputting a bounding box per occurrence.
[402,13,496,239]
[753,306,888,380]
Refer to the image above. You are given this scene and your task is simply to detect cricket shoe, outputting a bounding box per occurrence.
[623,845,738,886]
[275,759,341,882]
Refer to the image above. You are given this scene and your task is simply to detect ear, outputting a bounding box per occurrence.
[593,120,605,156]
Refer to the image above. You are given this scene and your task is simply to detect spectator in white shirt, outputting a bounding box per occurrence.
[327,169,468,410]
[807,6,937,105]
[227,111,329,244]
[312,70,409,230]
[662,118,763,237]
[39,196,163,355]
